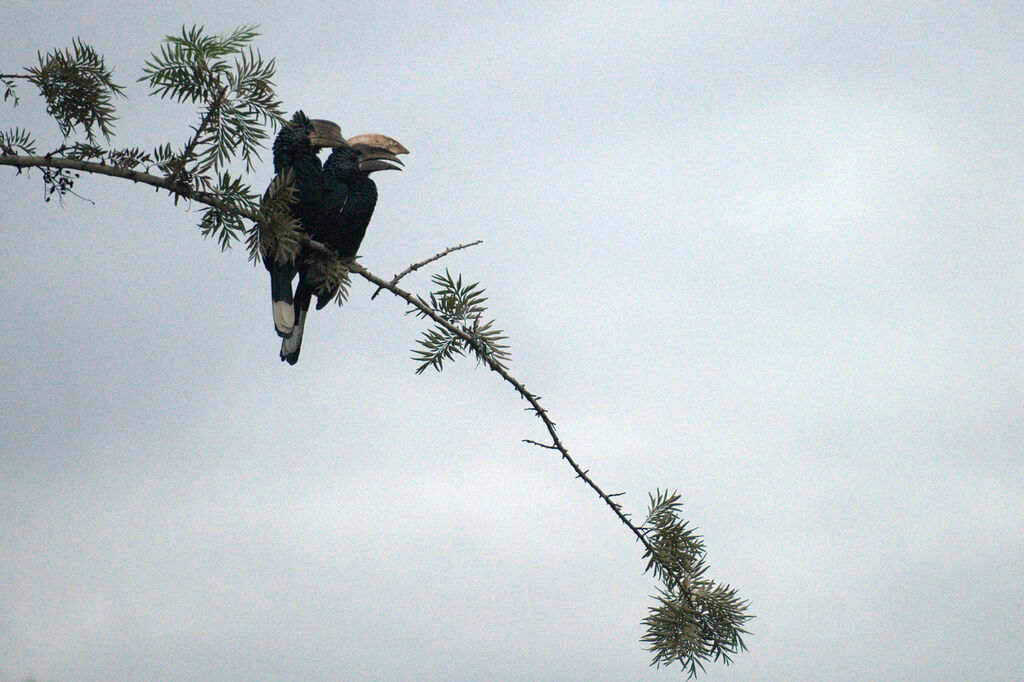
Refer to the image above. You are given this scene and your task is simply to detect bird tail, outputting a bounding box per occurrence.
[280,279,312,365]
[271,263,296,337]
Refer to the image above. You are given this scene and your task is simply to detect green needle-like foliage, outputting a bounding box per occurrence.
[2,75,19,105]
[140,25,260,103]
[643,490,707,585]
[302,254,354,307]
[140,25,284,176]
[0,127,36,155]
[25,39,125,141]
[325,259,354,306]
[199,171,260,250]
[151,143,177,176]
[410,270,512,373]
[640,490,753,676]
[253,168,303,266]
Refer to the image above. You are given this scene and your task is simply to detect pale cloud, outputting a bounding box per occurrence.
[2,2,1022,680]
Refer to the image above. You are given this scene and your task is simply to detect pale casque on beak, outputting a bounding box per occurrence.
[346,133,410,172]
[307,119,347,148]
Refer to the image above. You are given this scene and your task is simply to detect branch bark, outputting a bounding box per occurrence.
[370,239,484,300]
[348,260,660,560]
[1,153,250,217]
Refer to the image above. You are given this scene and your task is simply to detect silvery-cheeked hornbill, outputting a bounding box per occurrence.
[266,111,345,337]
[266,111,408,365]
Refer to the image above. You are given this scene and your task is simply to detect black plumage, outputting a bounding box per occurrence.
[264,111,344,339]
[269,118,408,365]
[321,144,375,259]
[313,144,379,307]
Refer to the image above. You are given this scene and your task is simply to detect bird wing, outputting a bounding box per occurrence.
[322,176,350,227]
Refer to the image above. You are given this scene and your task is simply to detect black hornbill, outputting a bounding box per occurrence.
[265,111,346,337]
[277,129,409,365]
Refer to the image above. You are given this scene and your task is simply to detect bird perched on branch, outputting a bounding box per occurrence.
[274,121,408,365]
[320,135,409,257]
[264,111,346,337]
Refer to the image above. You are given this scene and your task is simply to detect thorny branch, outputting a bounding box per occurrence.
[2,149,683,593]
[348,261,667,568]
[3,148,752,674]
[370,239,483,300]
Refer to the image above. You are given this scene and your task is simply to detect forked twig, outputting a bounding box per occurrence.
[370,239,483,300]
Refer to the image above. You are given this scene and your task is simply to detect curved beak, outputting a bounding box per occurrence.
[308,119,347,148]
[347,133,409,172]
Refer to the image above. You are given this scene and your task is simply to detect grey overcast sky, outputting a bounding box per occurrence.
[2,1,1022,680]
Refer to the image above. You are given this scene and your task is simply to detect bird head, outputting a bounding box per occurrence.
[278,111,348,153]
[346,134,410,172]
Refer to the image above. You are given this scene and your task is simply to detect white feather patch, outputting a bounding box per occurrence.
[280,310,306,358]
[274,301,295,334]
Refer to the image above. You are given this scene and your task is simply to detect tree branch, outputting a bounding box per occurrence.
[3,27,750,669]
[169,84,228,184]
[0,152,339,261]
[4,142,745,671]
[370,239,484,300]
[349,261,662,562]
[2,149,673,587]
[2,152,243,213]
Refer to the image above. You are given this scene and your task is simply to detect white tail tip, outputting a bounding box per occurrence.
[274,301,295,334]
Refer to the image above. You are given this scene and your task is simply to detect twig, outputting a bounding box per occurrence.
[370,239,484,300]
[523,439,559,450]
[167,85,227,189]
